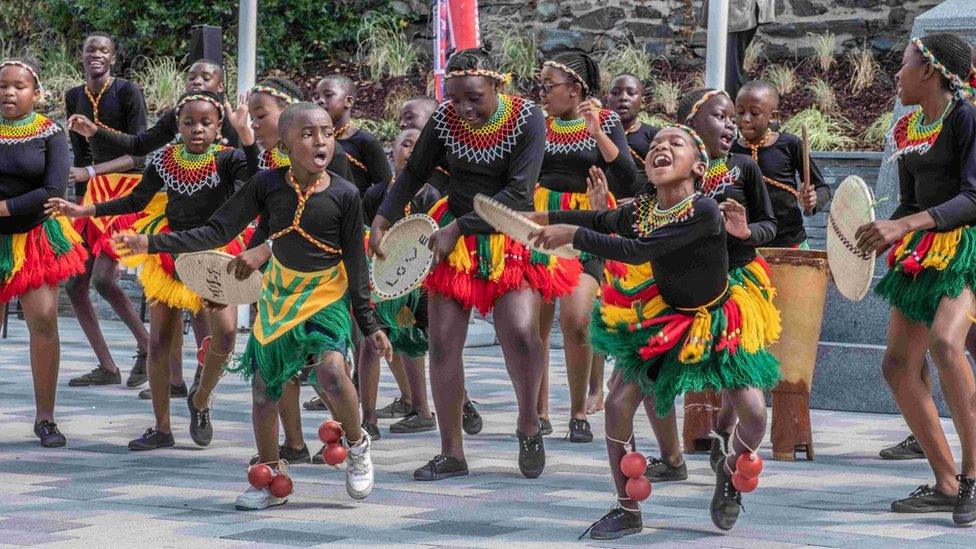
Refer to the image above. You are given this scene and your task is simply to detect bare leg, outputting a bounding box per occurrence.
[558,275,600,420]
[605,372,646,511]
[588,353,606,414]
[279,379,306,450]
[721,386,768,471]
[715,391,737,434]
[192,304,237,409]
[427,294,472,459]
[312,350,364,443]
[252,371,281,464]
[387,353,413,407]
[147,304,183,433]
[65,256,118,372]
[401,354,432,417]
[643,402,684,466]
[358,338,381,425]
[90,255,149,355]
[536,301,555,420]
[493,288,544,435]
[20,285,61,422]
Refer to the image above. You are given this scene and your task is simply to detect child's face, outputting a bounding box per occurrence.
[539,65,580,118]
[398,99,435,131]
[690,94,736,158]
[186,62,224,94]
[0,65,40,119]
[444,76,499,129]
[248,92,284,150]
[81,36,115,78]
[646,127,706,188]
[279,108,335,174]
[735,88,777,143]
[392,129,419,173]
[895,45,929,106]
[606,75,644,122]
[177,100,221,154]
[314,79,352,124]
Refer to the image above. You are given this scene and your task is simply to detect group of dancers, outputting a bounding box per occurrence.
[1,29,975,538]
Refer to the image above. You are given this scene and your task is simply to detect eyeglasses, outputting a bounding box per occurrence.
[539,81,573,95]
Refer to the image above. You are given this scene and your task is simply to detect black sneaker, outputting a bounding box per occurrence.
[955,475,976,526]
[128,428,175,451]
[69,366,121,387]
[710,465,742,530]
[126,353,148,387]
[462,399,483,435]
[539,417,553,436]
[251,444,312,466]
[186,389,213,447]
[585,506,643,540]
[645,457,688,482]
[517,429,545,478]
[710,431,730,472]
[34,420,66,448]
[891,484,956,513]
[303,396,328,411]
[377,397,412,418]
[880,434,926,460]
[138,383,188,400]
[390,412,436,433]
[568,418,593,443]
[413,454,469,481]
[361,420,381,441]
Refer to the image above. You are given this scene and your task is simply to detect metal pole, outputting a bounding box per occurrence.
[704,0,728,90]
[237,0,257,330]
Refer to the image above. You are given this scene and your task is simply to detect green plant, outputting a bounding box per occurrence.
[356,117,399,143]
[743,39,764,74]
[638,111,672,128]
[807,78,837,112]
[599,43,655,88]
[131,56,183,114]
[862,111,894,148]
[382,85,421,121]
[809,32,837,72]
[849,47,879,94]
[763,64,797,95]
[651,80,681,116]
[486,22,538,89]
[357,15,419,81]
[781,108,854,151]
[5,31,82,120]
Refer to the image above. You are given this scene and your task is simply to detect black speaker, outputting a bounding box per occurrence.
[188,25,223,66]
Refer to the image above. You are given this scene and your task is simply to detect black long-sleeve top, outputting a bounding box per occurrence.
[363,180,441,223]
[378,94,546,235]
[552,196,728,309]
[148,168,380,336]
[625,122,659,194]
[242,143,355,183]
[339,128,393,195]
[91,107,242,158]
[0,115,70,234]
[66,78,149,195]
[95,145,248,232]
[705,153,777,268]
[730,132,830,247]
[539,109,639,199]
[890,100,976,230]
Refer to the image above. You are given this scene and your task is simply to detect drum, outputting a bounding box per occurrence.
[759,247,829,461]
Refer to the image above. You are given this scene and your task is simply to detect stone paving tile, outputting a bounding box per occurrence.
[1,318,975,546]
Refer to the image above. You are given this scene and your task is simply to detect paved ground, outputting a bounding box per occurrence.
[1,318,974,547]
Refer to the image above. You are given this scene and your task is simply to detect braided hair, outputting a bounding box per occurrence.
[0,57,42,91]
[676,88,732,124]
[545,50,601,97]
[252,76,305,108]
[915,33,976,99]
[445,48,508,84]
[175,90,225,121]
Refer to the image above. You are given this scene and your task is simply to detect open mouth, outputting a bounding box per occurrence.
[312,152,329,167]
[650,153,673,169]
[719,134,733,147]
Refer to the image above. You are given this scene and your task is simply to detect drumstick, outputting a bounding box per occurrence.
[801,124,813,212]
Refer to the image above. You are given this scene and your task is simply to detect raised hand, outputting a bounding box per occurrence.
[720,198,751,240]
[586,165,610,211]
[111,230,149,257]
[578,99,603,138]
[67,114,98,138]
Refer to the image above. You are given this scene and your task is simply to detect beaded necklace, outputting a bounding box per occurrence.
[151,143,228,196]
[889,99,955,161]
[334,121,354,140]
[258,146,291,170]
[84,77,117,132]
[0,112,60,145]
[746,130,799,197]
[435,94,534,164]
[746,129,773,161]
[625,121,645,165]
[633,193,696,237]
[269,170,342,254]
[544,109,619,155]
[699,156,740,197]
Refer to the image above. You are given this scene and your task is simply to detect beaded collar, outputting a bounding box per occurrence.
[632,193,696,237]
[545,109,619,155]
[150,143,229,196]
[258,146,291,170]
[888,100,955,161]
[433,94,534,164]
[0,112,61,145]
[699,156,741,198]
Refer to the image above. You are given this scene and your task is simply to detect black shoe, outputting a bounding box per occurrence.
[186,389,213,447]
[377,397,412,418]
[539,417,553,436]
[880,434,926,460]
[890,484,956,513]
[34,420,66,448]
[517,429,545,478]
[69,366,121,387]
[955,475,976,526]
[710,431,730,472]
[644,457,688,482]
[390,412,436,433]
[138,383,188,400]
[413,454,469,481]
[710,465,742,530]
[126,353,148,387]
[361,420,381,441]
[585,506,643,540]
[128,428,175,451]
[568,418,593,443]
[251,444,312,466]
[303,396,328,411]
[462,399,483,435]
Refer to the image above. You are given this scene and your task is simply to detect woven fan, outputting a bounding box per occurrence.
[175,250,263,305]
[370,214,438,300]
[826,175,876,301]
[473,194,580,259]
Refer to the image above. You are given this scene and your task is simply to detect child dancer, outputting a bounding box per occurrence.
[115,102,392,510]
[535,51,637,442]
[64,32,151,389]
[370,48,575,480]
[606,72,659,198]
[49,91,249,451]
[528,124,779,538]
[855,33,976,526]
[0,58,88,447]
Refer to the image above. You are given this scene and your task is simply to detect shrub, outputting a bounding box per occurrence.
[357,15,419,81]
[781,108,854,151]
[862,111,894,148]
[486,22,538,90]
[2,31,82,121]
[743,39,764,74]
[651,80,681,116]
[638,111,672,129]
[356,117,399,143]
[599,43,655,89]
[807,78,837,112]
[809,32,836,72]
[131,56,184,115]
[849,47,880,95]
[763,64,797,96]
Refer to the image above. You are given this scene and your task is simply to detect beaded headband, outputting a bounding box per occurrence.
[661,124,710,165]
[685,89,731,123]
[0,60,43,92]
[913,38,976,100]
[444,68,512,85]
[176,93,225,121]
[542,60,589,94]
[250,85,298,105]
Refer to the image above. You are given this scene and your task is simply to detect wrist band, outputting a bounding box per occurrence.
[85,166,96,180]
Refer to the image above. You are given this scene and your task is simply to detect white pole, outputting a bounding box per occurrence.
[704,0,729,90]
[236,0,257,330]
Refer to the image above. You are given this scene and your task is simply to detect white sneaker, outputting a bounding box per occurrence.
[235,485,288,510]
[346,433,374,499]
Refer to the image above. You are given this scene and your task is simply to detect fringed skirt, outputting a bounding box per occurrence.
[534,185,624,282]
[232,259,352,400]
[0,216,88,302]
[876,226,976,326]
[73,173,144,260]
[729,256,782,348]
[592,263,781,417]
[425,197,581,315]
